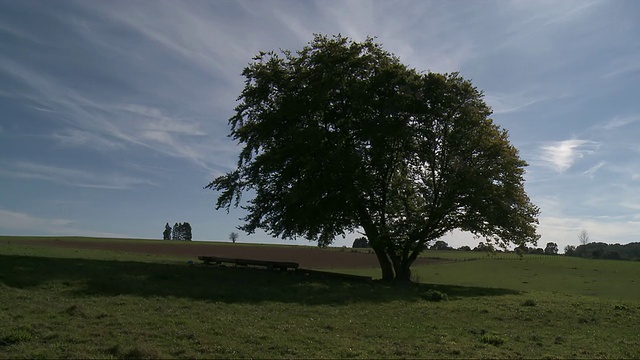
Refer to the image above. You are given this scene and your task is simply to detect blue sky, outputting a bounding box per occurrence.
[1,0,639,250]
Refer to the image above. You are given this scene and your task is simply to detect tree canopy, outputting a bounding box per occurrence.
[207,34,539,281]
[352,237,370,248]
[544,242,558,255]
[163,223,172,240]
[172,222,192,241]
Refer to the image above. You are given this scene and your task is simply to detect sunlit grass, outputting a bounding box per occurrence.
[1,239,639,358]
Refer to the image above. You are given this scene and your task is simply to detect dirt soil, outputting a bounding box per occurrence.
[16,238,439,269]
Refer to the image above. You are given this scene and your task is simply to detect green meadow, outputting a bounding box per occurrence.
[1,237,639,358]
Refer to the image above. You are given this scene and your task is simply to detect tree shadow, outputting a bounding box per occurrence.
[0,254,519,304]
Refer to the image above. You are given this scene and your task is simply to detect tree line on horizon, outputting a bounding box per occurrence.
[564,242,640,260]
[163,222,192,241]
[353,235,640,261]
[352,237,560,255]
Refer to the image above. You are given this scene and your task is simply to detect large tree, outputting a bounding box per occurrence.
[544,242,558,255]
[207,34,540,281]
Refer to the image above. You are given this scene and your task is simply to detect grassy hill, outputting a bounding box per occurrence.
[1,237,638,358]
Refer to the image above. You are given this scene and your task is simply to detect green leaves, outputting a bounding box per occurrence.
[207,34,540,279]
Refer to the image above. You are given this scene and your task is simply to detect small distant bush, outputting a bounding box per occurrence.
[578,317,597,324]
[521,299,537,307]
[0,329,32,346]
[422,289,448,302]
[480,333,506,346]
[106,344,163,359]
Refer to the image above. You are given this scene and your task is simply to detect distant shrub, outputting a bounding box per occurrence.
[578,317,598,324]
[106,344,163,359]
[422,289,448,302]
[0,329,32,346]
[521,299,537,307]
[480,333,505,346]
[564,245,576,256]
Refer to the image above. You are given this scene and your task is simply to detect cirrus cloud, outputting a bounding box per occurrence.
[538,139,599,173]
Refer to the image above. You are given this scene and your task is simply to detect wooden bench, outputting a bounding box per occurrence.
[198,256,372,283]
[198,256,299,271]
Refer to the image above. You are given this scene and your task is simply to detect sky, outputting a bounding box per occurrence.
[1,0,639,251]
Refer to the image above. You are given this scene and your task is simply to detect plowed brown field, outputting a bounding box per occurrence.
[15,238,439,269]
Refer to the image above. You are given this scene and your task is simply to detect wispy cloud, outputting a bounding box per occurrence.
[0,208,126,237]
[538,140,599,172]
[602,115,640,130]
[121,104,206,136]
[0,161,157,190]
[484,91,549,114]
[0,21,44,45]
[0,54,223,172]
[539,214,640,246]
[0,208,70,233]
[52,129,123,151]
[76,1,253,86]
[582,161,606,179]
[508,0,603,28]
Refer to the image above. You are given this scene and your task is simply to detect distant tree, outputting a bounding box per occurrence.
[532,247,544,255]
[578,229,589,246]
[430,240,451,251]
[603,251,620,260]
[229,232,239,243]
[352,237,369,248]
[564,245,576,256]
[473,242,489,252]
[163,223,171,240]
[169,222,192,241]
[172,223,180,240]
[182,222,192,241]
[457,245,471,251]
[206,34,540,281]
[544,242,558,255]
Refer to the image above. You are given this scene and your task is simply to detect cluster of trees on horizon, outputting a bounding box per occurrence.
[351,234,640,261]
[352,237,559,255]
[564,242,640,260]
[163,222,192,241]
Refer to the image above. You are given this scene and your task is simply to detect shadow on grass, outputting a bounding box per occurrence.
[0,254,519,304]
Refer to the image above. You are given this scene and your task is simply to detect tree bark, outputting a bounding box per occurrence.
[372,245,395,281]
[393,258,413,282]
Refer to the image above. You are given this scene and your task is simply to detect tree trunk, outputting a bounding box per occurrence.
[393,260,412,282]
[371,245,395,281]
[389,249,417,282]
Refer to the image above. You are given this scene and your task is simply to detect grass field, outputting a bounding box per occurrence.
[1,237,639,358]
